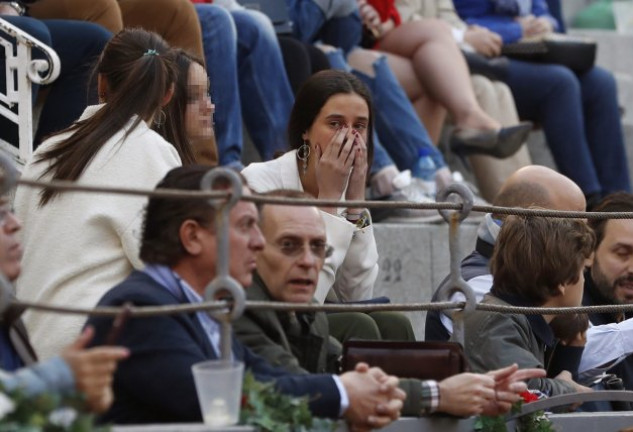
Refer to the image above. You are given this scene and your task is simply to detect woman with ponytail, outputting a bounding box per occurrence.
[13,28,193,360]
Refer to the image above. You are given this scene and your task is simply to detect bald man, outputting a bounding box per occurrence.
[425,165,586,341]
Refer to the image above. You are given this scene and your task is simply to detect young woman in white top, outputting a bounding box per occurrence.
[242,70,379,304]
[14,28,195,359]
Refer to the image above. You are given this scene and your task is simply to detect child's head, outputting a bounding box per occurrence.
[491,214,595,306]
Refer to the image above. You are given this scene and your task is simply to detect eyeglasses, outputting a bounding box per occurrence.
[270,238,334,260]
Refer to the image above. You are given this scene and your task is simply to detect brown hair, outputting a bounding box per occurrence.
[160,49,202,166]
[491,214,595,305]
[36,28,184,205]
[288,70,374,173]
[588,192,633,247]
[140,166,246,266]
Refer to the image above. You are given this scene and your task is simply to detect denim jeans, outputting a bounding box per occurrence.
[326,49,446,176]
[505,60,630,196]
[285,0,361,54]
[0,16,111,146]
[195,5,294,165]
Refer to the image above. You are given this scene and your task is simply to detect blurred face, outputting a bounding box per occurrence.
[591,219,633,304]
[301,92,369,155]
[196,188,264,289]
[257,205,328,303]
[0,199,22,281]
[184,62,214,141]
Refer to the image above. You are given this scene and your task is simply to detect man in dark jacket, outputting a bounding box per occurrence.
[86,166,406,427]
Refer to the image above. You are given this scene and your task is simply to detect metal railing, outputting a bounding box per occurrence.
[0,17,60,165]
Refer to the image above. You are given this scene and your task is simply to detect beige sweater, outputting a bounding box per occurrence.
[14,105,182,360]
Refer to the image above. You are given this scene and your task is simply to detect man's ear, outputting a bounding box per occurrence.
[179,220,203,255]
[557,284,566,297]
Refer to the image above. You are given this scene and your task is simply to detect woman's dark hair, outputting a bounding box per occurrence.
[36,28,182,205]
[287,70,374,172]
[490,213,595,305]
[160,49,201,167]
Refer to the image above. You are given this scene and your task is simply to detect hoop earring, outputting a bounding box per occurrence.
[297,141,310,176]
[154,109,166,128]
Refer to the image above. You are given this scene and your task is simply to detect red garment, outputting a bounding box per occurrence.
[366,0,401,26]
[189,0,212,3]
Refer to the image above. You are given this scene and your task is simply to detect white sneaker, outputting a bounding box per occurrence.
[378,170,444,223]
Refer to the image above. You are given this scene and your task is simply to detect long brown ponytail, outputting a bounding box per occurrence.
[36,28,187,206]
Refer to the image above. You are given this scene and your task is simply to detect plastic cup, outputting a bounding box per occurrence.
[192,360,244,428]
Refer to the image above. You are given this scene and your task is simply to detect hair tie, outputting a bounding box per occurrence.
[143,49,159,57]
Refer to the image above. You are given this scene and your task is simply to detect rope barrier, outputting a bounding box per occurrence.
[5,167,633,336]
[11,298,633,318]
[16,177,633,219]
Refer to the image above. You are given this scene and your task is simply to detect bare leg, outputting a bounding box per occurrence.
[380,19,499,131]
[348,48,447,144]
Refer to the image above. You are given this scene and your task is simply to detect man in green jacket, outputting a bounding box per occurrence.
[234,190,545,417]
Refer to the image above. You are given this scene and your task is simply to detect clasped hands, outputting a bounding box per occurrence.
[341,362,405,431]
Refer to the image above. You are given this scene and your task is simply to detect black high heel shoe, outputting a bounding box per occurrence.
[449,121,533,159]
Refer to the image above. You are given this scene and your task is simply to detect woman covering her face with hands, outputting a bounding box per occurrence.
[242,70,378,304]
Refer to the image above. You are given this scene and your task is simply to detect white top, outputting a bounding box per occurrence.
[579,319,633,381]
[14,105,182,360]
[242,150,378,303]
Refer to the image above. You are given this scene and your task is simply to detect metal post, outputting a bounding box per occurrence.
[434,183,477,348]
[200,168,246,361]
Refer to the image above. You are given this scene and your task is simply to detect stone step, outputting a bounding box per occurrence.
[372,222,479,339]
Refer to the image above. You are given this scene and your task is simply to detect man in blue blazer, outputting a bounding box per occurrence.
[86,166,405,427]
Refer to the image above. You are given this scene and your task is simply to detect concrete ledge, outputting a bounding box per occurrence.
[372,222,479,339]
[112,411,633,432]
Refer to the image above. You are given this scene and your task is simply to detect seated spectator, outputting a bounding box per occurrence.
[463,213,594,396]
[14,29,191,360]
[0,187,128,412]
[356,0,531,159]
[86,165,405,428]
[243,70,377,303]
[0,2,112,145]
[234,190,545,417]
[393,0,533,201]
[286,1,491,212]
[453,0,631,205]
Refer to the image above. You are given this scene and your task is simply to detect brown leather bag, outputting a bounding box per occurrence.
[342,340,468,381]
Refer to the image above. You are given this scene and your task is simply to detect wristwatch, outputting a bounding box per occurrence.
[345,209,371,229]
[2,1,25,15]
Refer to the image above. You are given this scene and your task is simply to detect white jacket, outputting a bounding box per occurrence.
[14,105,182,360]
[242,151,378,303]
